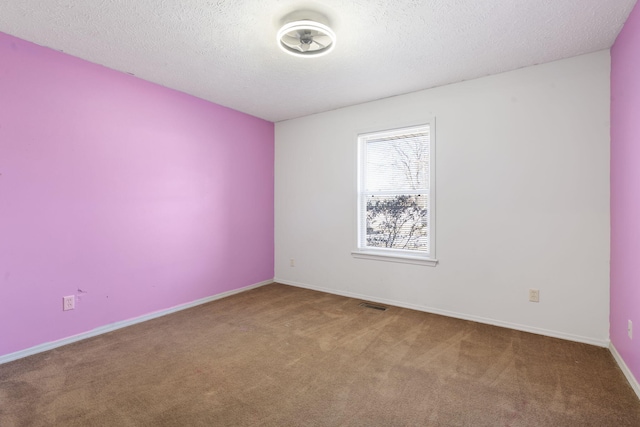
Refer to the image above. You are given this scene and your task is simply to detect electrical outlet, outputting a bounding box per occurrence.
[63,295,75,311]
[290,258,295,267]
[629,320,633,340]
[528,289,539,303]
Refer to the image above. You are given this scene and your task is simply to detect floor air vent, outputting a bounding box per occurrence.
[359,302,388,311]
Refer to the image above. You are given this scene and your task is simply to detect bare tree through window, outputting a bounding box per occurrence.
[362,130,430,252]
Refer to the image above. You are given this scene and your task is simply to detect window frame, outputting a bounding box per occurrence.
[351,120,437,267]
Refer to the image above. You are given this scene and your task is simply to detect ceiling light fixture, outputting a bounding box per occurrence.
[277,20,336,58]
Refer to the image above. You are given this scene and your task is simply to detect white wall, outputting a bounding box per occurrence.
[275,51,611,346]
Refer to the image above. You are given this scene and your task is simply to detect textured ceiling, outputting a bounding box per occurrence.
[0,1,636,122]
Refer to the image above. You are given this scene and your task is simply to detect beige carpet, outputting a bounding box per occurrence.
[1,283,639,426]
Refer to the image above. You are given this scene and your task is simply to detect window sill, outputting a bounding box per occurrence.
[351,250,438,267]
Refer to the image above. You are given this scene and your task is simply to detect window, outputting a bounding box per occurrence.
[352,122,437,266]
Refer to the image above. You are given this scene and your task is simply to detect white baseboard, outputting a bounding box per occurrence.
[0,279,273,365]
[610,343,640,400]
[275,278,610,348]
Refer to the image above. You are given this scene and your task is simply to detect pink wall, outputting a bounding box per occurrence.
[611,2,640,385]
[0,32,274,357]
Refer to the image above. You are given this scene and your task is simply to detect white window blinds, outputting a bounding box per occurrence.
[358,125,432,256]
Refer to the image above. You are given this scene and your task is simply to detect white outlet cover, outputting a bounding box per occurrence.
[63,295,75,311]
